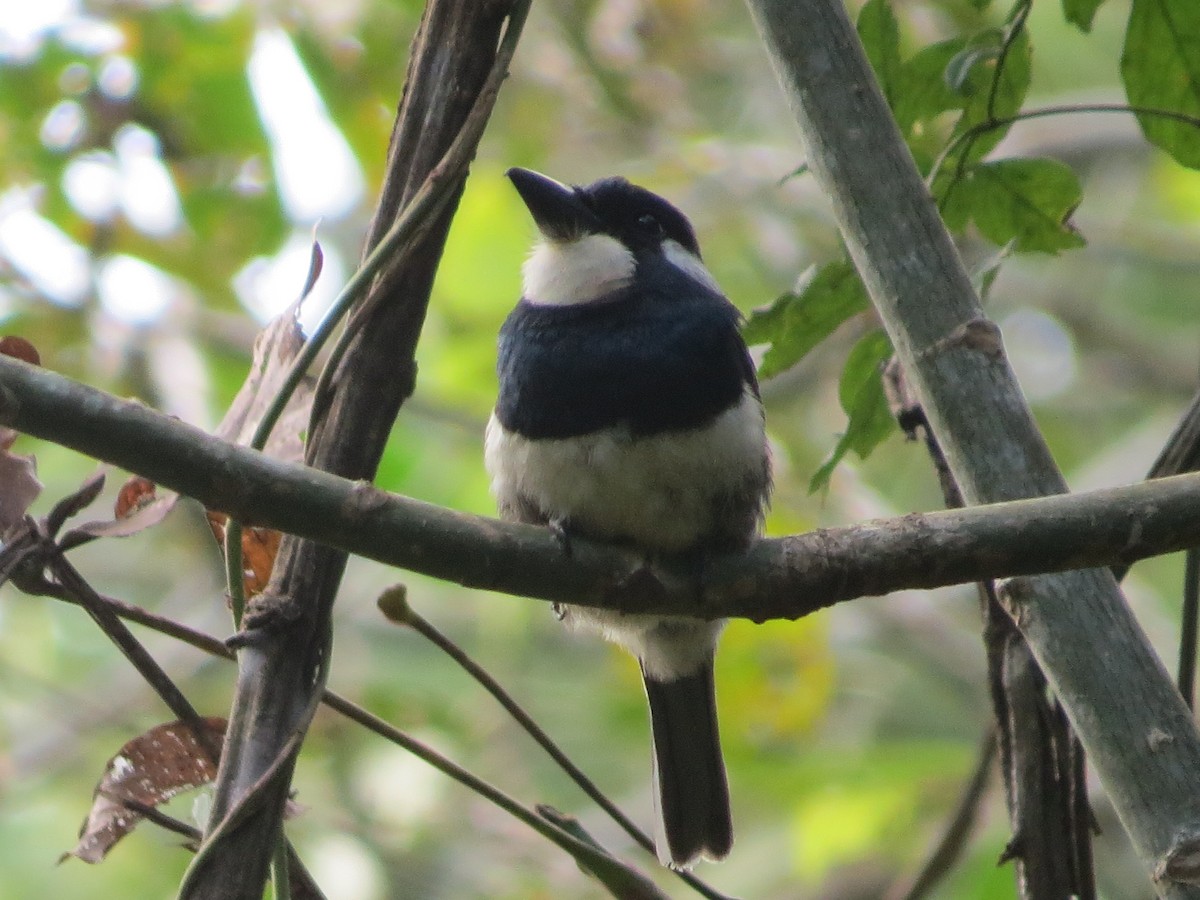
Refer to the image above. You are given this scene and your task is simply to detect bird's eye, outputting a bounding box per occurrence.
[637,214,664,237]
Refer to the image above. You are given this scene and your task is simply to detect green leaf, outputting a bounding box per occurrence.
[858,0,902,109]
[130,7,264,155]
[941,158,1085,253]
[743,259,868,380]
[810,330,895,493]
[950,27,1032,165]
[1063,0,1106,31]
[893,38,969,133]
[1122,0,1200,169]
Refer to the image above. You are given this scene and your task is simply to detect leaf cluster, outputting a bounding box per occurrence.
[747,0,1200,489]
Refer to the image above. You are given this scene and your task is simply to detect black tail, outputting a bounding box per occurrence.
[641,661,732,868]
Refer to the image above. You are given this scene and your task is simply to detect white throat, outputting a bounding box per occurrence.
[662,238,721,293]
[522,234,635,306]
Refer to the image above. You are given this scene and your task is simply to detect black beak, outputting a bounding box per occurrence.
[506,168,600,241]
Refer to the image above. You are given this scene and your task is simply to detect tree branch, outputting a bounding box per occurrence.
[5,355,1200,620]
[178,3,527,897]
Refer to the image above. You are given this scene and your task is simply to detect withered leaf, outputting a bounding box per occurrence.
[0,335,41,366]
[0,443,40,533]
[115,476,157,519]
[63,718,227,865]
[66,477,181,544]
[0,335,44,529]
[0,350,43,530]
[215,294,314,465]
[206,512,283,600]
[206,285,317,596]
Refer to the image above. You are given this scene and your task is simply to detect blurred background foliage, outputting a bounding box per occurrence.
[0,0,1197,897]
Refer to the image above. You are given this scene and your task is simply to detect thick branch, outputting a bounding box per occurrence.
[181,3,522,897]
[5,356,1200,619]
[744,1,1200,895]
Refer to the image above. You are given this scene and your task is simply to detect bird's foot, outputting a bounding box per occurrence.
[548,517,574,558]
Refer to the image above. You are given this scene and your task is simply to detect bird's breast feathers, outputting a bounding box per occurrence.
[485,389,766,553]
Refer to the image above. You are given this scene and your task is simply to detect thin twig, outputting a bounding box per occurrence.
[318,691,670,899]
[983,0,1031,123]
[928,103,1200,192]
[1181,550,1200,708]
[44,548,221,765]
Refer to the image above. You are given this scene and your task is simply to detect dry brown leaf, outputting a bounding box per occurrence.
[115,476,157,519]
[52,471,181,549]
[206,512,283,600]
[0,445,40,532]
[0,335,40,366]
[214,295,314,465]
[0,336,43,529]
[205,285,318,596]
[68,479,180,542]
[63,718,227,865]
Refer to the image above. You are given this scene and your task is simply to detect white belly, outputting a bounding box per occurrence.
[485,390,765,554]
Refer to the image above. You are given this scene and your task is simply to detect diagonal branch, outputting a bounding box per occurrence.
[743,0,1200,895]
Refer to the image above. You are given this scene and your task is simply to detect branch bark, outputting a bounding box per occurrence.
[743,0,1200,895]
[176,3,522,897]
[887,361,1095,899]
[5,355,1200,621]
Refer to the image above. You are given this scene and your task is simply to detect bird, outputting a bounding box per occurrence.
[485,167,771,868]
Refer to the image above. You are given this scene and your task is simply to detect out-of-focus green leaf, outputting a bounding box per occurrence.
[858,0,902,109]
[420,168,527,413]
[973,241,1015,301]
[944,42,999,94]
[893,38,970,134]
[792,778,924,882]
[1122,0,1200,170]
[941,158,1085,253]
[722,617,834,740]
[176,187,287,294]
[127,7,263,156]
[0,43,90,182]
[1064,0,1107,31]
[743,259,868,380]
[810,330,895,492]
[433,168,526,322]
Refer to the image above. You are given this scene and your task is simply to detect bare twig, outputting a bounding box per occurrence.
[1182,551,1200,709]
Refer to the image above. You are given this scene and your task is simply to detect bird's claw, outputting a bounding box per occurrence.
[548,517,574,558]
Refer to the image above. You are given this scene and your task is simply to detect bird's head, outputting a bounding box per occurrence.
[506,167,720,306]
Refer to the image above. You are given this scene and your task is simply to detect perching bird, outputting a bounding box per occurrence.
[485,168,771,868]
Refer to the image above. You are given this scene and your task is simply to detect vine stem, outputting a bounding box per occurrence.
[928,103,1200,191]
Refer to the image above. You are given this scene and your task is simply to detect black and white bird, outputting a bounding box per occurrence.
[486,168,771,868]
